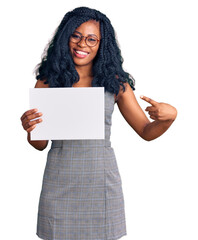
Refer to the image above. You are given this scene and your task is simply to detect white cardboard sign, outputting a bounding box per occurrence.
[29,87,104,140]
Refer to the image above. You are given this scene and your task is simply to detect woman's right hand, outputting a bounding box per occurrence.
[20,108,43,133]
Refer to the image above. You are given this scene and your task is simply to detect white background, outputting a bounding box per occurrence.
[0,0,197,239]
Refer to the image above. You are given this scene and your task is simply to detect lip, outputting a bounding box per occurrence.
[73,49,90,59]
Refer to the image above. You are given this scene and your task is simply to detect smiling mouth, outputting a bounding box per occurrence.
[74,48,89,55]
[73,49,89,58]
[75,49,89,55]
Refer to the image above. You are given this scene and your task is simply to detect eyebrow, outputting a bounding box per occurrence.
[74,30,99,39]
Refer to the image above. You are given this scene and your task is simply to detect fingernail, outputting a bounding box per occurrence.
[140,95,143,98]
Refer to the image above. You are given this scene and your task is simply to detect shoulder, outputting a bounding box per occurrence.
[115,82,134,103]
[34,79,49,88]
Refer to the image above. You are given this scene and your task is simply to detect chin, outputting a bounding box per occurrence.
[74,61,93,67]
[73,57,93,67]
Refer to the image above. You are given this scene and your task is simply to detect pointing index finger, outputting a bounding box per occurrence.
[140,95,158,106]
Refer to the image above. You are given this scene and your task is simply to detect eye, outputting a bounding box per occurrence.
[87,37,97,42]
[71,33,81,39]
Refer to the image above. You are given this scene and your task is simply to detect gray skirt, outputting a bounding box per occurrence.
[36,139,127,240]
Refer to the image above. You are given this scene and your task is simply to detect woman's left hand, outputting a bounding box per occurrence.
[140,95,177,121]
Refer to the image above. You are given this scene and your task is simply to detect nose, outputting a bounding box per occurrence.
[77,36,87,47]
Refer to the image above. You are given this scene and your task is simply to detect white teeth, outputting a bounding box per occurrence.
[76,50,88,55]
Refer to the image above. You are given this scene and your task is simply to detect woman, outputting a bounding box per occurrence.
[20,6,177,240]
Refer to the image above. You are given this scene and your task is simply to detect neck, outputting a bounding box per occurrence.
[75,64,93,79]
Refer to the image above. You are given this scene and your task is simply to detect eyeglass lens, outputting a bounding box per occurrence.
[70,33,98,47]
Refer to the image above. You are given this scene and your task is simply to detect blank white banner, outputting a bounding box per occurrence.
[29,87,104,140]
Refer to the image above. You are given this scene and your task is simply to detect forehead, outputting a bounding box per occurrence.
[74,20,100,38]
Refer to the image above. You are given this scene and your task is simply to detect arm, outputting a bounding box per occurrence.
[21,79,49,151]
[140,118,175,141]
[29,79,49,150]
[116,83,177,141]
[27,130,48,151]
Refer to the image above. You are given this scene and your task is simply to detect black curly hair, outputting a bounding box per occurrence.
[34,6,135,95]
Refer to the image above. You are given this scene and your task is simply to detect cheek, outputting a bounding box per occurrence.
[91,46,100,58]
[69,42,75,53]
[69,44,72,53]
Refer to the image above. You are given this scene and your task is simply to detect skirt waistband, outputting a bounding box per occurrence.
[51,139,111,148]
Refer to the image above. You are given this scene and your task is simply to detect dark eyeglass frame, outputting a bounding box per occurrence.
[70,31,100,47]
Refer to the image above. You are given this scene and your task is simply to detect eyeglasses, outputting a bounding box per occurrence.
[70,31,100,47]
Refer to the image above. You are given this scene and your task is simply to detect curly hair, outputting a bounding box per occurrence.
[34,6,135,95]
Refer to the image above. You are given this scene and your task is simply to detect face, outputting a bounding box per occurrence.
[69,20,101,67]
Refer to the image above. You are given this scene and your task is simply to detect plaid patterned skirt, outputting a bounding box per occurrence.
[36,92,127,240]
